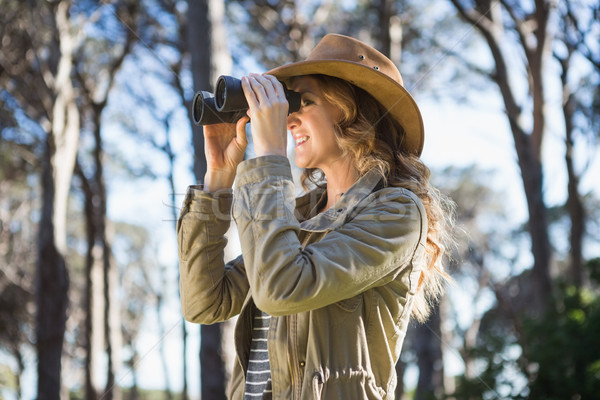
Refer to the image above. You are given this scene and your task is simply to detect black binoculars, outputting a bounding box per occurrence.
[192,75,301,125]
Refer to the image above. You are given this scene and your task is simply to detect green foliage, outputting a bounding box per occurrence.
[450,331,528,400]
[524,282,600,400]
[588,258,600,286]
[450,260,600,399]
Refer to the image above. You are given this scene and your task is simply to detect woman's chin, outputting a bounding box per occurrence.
[293,156,308,169]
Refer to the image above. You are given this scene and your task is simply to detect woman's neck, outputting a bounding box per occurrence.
[321,161,359,212]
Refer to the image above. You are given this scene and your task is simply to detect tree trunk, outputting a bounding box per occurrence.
[76,5,136,395]
[200,324,228,400]
[36,1,79,398]
[164,118,189,400]
[449,0,554,314]
[514,137,553,311]
[36,184,69,400]
[186,0,232,398]
[557,50,586,287]
[414,303,444,400]
[103,231,122,400]
[187,0,210,181]
[95,125,121,400]
[156,291,174,400]
[78,122,119,400]
[394,359,406,399]
[36,69,72,400]
[375,0,394,56]
[77,163,101,400]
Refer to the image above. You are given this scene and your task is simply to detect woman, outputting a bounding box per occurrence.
[177,34,454,399]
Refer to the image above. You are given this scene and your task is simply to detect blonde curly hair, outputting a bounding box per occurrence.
[300,75,455,323]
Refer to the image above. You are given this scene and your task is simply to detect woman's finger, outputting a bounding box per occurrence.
[263,74,286,101]
[251,73,279,101]
[241,76,259,109]
[235,116,249,148]
[248,75,269,105]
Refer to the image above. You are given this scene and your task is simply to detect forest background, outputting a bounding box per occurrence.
[1,0,599,399]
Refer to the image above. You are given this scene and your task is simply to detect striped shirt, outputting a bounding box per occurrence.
[244,308,272,399]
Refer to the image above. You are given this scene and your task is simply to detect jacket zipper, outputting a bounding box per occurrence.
[287,313,302,399]
[287,232,314,398]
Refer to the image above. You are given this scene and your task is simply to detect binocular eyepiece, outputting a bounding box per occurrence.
[192,75,301,125]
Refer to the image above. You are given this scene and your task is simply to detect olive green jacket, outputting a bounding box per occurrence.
[177,155,427,399]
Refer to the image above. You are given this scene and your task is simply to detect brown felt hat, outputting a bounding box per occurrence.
[267,34,424,156]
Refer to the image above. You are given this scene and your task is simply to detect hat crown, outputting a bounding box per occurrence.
[267,34,424,155]
[305,34,404,86]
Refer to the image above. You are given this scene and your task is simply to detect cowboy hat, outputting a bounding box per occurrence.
[267,34,424,156]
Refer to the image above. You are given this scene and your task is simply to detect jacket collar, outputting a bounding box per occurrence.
[295,169,383,232]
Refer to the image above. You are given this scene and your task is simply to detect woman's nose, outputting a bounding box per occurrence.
[287,112,300,130]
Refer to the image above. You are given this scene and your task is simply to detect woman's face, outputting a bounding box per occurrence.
[287,76,344,171]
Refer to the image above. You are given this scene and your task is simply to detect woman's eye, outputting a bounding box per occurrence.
[302,98,314,107]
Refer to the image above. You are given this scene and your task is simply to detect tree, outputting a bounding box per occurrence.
[100,1,236,396]
[0,115,39,399]
[185,1,233,398]
[0,1,84,397]
[552,0,600,288]
[448,0,555,315]
[435,165,529,398]
[1,2,71,397]
[439,1,599,393]
[74,4,140,399]
[1,1,149,397]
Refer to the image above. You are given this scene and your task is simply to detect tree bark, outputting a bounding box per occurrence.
[36,1,79,398]
[414,304,444,400]
[77,162,101,400]
[187,0,211,181]
[75,4,136,396]
[95,115,121,400]
[186,0,232,398]
[555,15,586,288]
[375,0,395,56]
[37,146,70,400]
[394,358,406,399]
[199,324,228,400]
[562,70,585,287]
[449,0,554,314]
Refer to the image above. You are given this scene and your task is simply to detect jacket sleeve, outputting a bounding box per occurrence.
[233,156,426,317]
[177,185,249,324]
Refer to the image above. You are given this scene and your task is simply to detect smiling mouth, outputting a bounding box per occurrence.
[295,136,309,146]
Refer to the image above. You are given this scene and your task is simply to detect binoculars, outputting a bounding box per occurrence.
[192,75,301,125]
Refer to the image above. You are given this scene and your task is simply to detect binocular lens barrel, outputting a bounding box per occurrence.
[192,75,301,126]
[215,76,248,112]
[192,91,244,125]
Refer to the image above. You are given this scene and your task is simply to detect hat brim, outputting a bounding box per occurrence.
[267,60,424,156]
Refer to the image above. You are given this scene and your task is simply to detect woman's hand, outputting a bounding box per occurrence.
[241,73,288,157]
[203,117,248,192]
